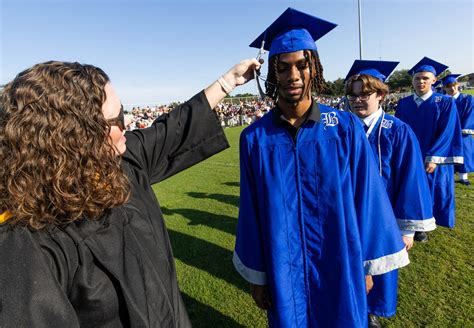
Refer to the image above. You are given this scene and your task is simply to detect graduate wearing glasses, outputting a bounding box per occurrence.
[233,8,409,327]
[441,74,474,186]
[395,58,463,233]
[0,58,261,327]
[345,60,435,327]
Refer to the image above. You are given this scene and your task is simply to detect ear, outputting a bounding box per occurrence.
[376,92,385,102]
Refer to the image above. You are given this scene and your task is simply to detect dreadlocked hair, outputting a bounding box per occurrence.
[265,50,326,101]
[265,54,280,100]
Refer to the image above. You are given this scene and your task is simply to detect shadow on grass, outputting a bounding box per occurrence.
[162,207,237,235]
[182,293,244,327]
[186,192,239,208]
[168,229,248,292]
[222,181,240,188]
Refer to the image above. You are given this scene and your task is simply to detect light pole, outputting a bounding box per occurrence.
[358,0,363,59]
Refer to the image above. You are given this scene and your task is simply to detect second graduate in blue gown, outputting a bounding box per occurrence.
[345,60,435,318]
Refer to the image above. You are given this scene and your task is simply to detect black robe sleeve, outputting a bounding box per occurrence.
[0,91,225,327]
[123,90,229,184]
[0,227,80,328]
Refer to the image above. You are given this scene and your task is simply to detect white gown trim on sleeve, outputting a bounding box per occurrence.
[397,217,437,232]
[232,252,267,285]
[364,248,410,276]
[462,129,474,135]
[424,156,464,164]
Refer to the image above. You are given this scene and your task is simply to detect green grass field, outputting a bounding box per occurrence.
[154,126,473,327]
[462,89,474,96]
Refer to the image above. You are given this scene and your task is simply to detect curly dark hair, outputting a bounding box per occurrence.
[0,61,130,229]
[265,49,326,101]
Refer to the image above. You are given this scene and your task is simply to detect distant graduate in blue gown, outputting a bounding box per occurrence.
[442,74,474,185]
[395,57,463,229]
[345,60,436,324]
[433,80,443,94]
[233,8,410,328]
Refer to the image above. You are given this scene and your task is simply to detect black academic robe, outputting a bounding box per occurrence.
[0,91,229,327]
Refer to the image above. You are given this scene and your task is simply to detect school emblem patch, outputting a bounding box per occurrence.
[321,112,339,129]
[381,119,393,129]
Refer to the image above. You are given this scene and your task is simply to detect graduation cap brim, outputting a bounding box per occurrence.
[249,7,337,56]
[408,57,448,76]
[345,60,399,82]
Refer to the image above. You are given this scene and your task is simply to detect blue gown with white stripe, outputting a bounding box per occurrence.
[364,112,435,317]
[395,93,463,228]
[454,93,474,173]
[234,104,409,328]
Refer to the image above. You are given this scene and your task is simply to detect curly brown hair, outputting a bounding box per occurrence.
[0,61,130,229]
[265,50,326,101]
[345,74,389,101]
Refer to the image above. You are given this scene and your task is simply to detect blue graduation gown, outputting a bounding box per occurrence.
[364,112,435,317]
[234,104,409,328]
[454,93,474,173]
[395,93,463,228]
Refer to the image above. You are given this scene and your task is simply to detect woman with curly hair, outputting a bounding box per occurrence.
[0,58,261,327]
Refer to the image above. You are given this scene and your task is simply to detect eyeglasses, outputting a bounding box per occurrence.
[347,93,375,102]
[107,104,125,131]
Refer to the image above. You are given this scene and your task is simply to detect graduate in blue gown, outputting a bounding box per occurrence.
[345,60,436,326]
[433,80,443,94]
[395,57,463,230]
[233,8,410,327]
[442,74,474,185]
